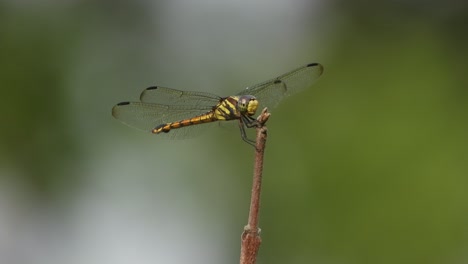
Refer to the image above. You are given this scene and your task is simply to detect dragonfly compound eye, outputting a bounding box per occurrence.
[237,95,258,116]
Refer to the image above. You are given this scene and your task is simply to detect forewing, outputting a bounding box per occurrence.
[112,102,215,139]
[140,86,221,107]
[238,63,323,110]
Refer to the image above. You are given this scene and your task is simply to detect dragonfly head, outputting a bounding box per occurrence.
[237,95,258,116]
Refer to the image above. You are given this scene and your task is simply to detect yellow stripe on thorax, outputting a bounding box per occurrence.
[213,96,240,120]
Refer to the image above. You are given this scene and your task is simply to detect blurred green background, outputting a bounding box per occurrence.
[1,1,467,264]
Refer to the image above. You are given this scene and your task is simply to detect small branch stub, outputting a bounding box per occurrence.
[240,108,270,264]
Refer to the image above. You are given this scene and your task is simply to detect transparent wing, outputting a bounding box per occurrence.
[237,63,324,111]
[112,102,216,139]
[140,86,221,107]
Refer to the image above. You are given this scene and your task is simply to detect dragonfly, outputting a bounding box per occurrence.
[112,62,323,146]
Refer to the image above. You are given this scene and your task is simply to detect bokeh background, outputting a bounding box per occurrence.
[1,1,468,264]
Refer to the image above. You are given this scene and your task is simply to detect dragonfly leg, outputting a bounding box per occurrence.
[239,117,256,147]
[243,115,259,128]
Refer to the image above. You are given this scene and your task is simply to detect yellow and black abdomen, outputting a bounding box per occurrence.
[152,111,219,134]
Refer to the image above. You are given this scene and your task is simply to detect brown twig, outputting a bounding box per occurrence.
[240,108,270,264]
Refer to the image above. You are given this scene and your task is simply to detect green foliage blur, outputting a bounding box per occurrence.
[1,1,467,264]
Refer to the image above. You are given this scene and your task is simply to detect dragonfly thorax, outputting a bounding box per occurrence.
[237,95,258,116]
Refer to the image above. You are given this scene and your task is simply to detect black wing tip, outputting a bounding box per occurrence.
[306,62,324,74]
[140,86,159,101]
[306,62,321,67]
[112,102,130,117]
